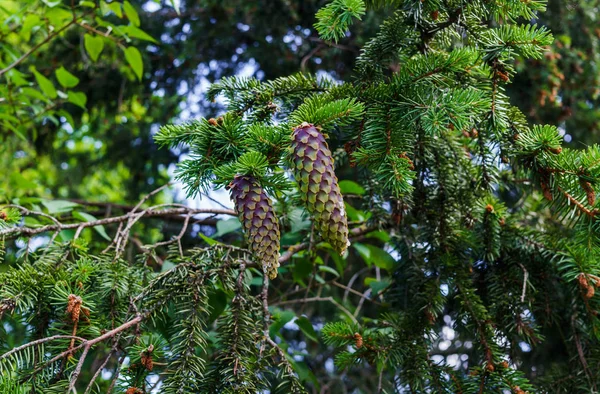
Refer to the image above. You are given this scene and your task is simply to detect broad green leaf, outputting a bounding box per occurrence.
[107,1,123,17]
[296,316,319,342]
[344,202,368,221]
[7,69,29,87]
[72,211,111,241]
[10,172,37,190]
[45,8,73,27]
[199,232,222,246]
[366,230,390,242]
[352,243,371,266]
[288,207,311,233]
[339,180,365,195]
[124,25,157,42]
[213,218,241,237]
[124,46,143,80]
[84,34,104,62]
[318,265,340,277]
[67,91,87,109]
[24,217,42,227]
[21,14,41,41]
[123,1,140,26]
[41,0,62,7]
[41,200,79,214]
[55,67,79,88]
[353,243,396,270]
[32,69,57,99]
[20,87,48,102]
[269,309,296,338]
[364,277,391,295]
[293,258,313,284]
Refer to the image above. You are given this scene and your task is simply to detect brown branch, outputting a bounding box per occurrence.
[557,186,598,217]
[1,207,235,238]
[0,335,86,362]
[66,314,145,390]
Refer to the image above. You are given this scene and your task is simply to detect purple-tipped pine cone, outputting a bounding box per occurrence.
[229,175,280,279]
[291,123,349,254]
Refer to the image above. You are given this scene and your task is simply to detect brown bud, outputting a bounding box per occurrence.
[499,217,505,226]
[579,179,596,206]
[586,285,595,300]
[540,179,553,201]
[547,146,562,154]
[500,361,509,369]
[513,386,526,394]
[578,274,589,289]
[425,310,435,324]
[66,294,83,323]
[141,344,155,371]
[208,118,218,126]
[485,204,494,213]
[431,10,439,20]
[125,388,143,394]
[471,128,479,138]
[0,211,6,220]
[486,362,495,372]
[398,152,415,170]
[354,332,363,349]
[496,70,510,82]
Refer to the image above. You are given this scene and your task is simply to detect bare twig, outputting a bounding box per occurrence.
[0,20,77,76]
[1,207,235,238]
[0,335,86,362]
[517,262,529,303]
[273,296,358,324]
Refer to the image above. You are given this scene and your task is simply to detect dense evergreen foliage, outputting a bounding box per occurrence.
[2,0,600,393]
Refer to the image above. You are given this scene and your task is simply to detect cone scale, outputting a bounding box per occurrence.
[291,123,350,254]
[229,175,280,279]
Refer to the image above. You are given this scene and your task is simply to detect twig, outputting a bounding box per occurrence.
[260,273,270,356]
[557,186,598,217]
[332,281,381,306]
[273,296,358,324]
[0,335,86,361]
[0,20,77,77]
[1,207,235,238]
[517,262,529,303]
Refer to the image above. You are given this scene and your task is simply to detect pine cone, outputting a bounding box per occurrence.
[229,175,280,279]
[291,123,349,254]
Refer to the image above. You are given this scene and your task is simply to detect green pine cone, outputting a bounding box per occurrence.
[229,175,280,279]
[291,122,350,254]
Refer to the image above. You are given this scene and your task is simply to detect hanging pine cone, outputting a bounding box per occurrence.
[291,123,349,254]
[229,175,280,279]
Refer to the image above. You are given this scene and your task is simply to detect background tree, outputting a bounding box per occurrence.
[2,0,600,393]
